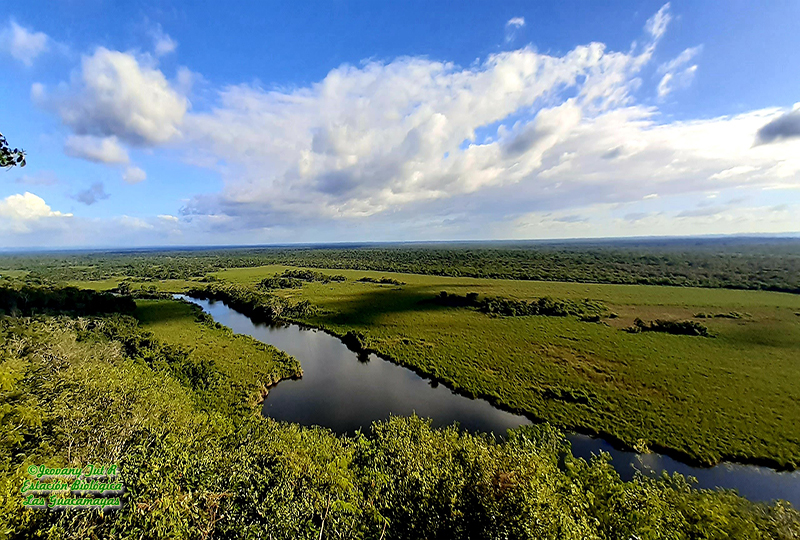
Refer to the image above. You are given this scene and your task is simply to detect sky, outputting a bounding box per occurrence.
[1,0,799,248]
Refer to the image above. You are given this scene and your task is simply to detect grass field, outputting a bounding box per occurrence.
[198,265,800,469]
[135,299,302,411]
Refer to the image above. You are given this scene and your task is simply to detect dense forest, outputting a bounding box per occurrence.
[3,237,800,293]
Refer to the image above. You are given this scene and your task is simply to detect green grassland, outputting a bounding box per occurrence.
[201,265,800,469]
[135,299,302,411]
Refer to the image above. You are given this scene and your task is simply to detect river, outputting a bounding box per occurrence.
[179,295,800,506]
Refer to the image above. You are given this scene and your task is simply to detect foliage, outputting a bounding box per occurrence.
[258,275,305,290]
[280,269,346,283]
[187,283,317,322]
[694,311,746,319]
[0,132,25,168]
[257,269,346,291]
[135,298,302,412]
[357,276,405,285]
[627,318,712,337]
[425,291,609,321]
[116,281,172,299]
[0,284,135,316]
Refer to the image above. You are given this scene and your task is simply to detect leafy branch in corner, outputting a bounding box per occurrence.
[0,131,26,168]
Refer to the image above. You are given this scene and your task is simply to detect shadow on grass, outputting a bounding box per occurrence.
[134,298,200,326]
[311,283,482,327]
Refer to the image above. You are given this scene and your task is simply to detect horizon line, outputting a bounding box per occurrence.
[2,231,799,255]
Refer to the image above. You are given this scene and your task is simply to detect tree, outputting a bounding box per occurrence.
[0,132,26,168]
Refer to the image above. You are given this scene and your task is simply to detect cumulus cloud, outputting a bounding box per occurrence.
[0,192,72,233]
[74,182,110,205]
[166,0,800,240]
[117,215,154,230]
[755,106,800,145]
[182,30,664,226]
[0,20,49,66]
[64,135,130,164]
[40,47,188,146]
[122,166,147,184]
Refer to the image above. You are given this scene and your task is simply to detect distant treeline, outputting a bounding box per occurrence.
[3,238,800,293]
[0,284,135,316]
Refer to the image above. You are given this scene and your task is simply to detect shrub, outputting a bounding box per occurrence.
[627,318,711,337]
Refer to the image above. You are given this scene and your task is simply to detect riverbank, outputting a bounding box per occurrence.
[135,298,303,412]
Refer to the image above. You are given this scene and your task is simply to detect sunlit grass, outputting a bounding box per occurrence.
[207,265,800,468]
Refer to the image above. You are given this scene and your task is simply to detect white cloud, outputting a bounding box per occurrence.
[0,20,49,66]
[505,17,525,43]
[150,24,177,56]
[117,215,154,230]
[709,165,758,180]
[64,135,129,164]
[40,47,188,146]
[123,166,147,184]
[182,36,659,224]
[168,0,798,240]
[657,46,701,98]
[0,192,72,233]
[158,214,179,222]
[658,46,702,75]
[645,3,671,40]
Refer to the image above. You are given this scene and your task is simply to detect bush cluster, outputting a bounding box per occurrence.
[428,292,608,322]
[627,318,711,337]
[357,276,405,285]
[188,284,316,322]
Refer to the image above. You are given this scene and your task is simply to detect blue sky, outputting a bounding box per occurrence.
[1,1,799,247]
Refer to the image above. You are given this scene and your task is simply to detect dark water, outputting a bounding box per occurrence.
[180,296,800,506]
